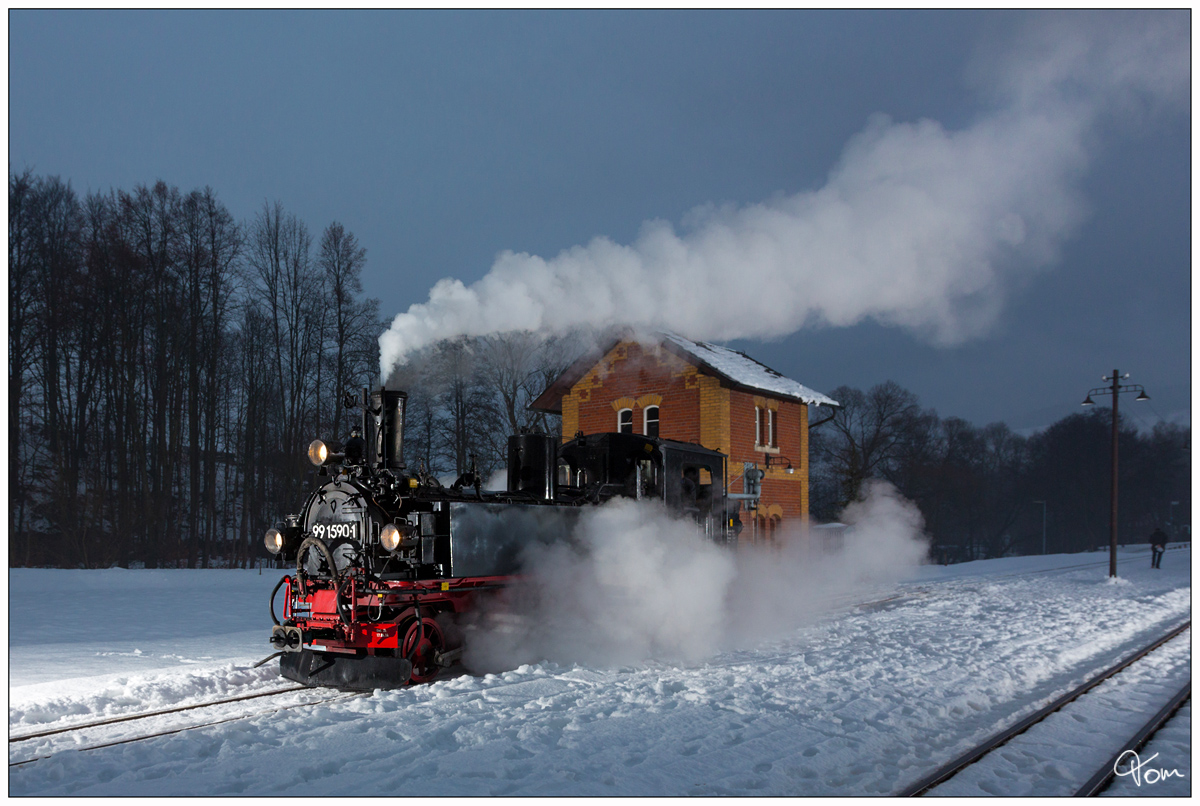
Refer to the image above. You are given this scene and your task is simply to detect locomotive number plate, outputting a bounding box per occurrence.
[311,521,359,542]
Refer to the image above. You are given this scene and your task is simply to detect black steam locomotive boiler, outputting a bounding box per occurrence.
[264,387,735,690]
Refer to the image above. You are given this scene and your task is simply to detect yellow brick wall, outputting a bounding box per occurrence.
[558,341,814,527]
[697,375,731,456]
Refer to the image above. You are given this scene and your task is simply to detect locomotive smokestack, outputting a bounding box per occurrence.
[383,390,406,470]
[367,388,407,471]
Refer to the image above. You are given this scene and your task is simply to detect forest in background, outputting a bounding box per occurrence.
[808,382,1189,562]
[9,173,1190,568]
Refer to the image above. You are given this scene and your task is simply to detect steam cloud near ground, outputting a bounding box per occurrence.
[380,13,1186,379]
[462,481,928,673]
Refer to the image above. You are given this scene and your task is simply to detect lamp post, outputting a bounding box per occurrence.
[1081,370,1150,578]
[1033,500,1047,555]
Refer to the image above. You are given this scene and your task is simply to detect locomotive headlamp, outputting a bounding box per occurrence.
[308,440,330,466]
[265,528,285,555]
[380,523,402,552]
[307,439,344,467]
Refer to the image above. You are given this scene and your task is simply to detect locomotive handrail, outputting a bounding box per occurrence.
[268,575,292,626]
[337,575,355,628]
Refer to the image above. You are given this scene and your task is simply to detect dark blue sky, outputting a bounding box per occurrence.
[10,10,1190,431]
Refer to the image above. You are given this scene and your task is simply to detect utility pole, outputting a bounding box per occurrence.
[1033,500,1047,555]
[1082,370,1149,578]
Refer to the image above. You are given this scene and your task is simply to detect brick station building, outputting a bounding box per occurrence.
[530,333,838,540]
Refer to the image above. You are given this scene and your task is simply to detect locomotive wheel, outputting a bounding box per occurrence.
[400,616,445,684]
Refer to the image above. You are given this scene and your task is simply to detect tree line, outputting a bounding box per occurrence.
[10,171,1189,568]
[9,172,579,568]
[9,173,384,568]
[809,381,1191,561]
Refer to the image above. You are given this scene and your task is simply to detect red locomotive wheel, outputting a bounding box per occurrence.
[400,616,445,684]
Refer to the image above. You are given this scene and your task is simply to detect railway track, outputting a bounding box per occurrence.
[8,663,610,770]
[10,684,309,743]
[9,684,365,768]
[897,619,1191,796]
[1075,679,1190,796]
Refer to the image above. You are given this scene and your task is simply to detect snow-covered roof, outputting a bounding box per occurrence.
[529,331,838,413]
[659,333,839,408]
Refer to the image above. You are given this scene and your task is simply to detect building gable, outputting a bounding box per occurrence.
[561,340,704,444]
[530,331,838,414]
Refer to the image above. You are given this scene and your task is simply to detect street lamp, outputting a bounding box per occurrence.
[1033,500,1047,555]
[1081,369,1150,578]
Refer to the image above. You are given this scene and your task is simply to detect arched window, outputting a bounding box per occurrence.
[617,408,633,434]
[643,406,659,438]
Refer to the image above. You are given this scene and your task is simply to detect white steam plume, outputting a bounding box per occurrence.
[380,13,1186,377]
[462,481,929,673]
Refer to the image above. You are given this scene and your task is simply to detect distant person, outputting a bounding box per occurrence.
[1148,527,1168,569]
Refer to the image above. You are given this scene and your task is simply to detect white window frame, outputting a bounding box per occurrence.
[754,406,762,447]
[768,408,776,448]
[617,407,633,434]
[643,405,659,437]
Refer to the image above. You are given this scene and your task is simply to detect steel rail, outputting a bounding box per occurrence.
[1074,680,1191,797]
[896,619,1191,796]
[9,666,606,770]
[9,684,310,743]
[9,691,367,768]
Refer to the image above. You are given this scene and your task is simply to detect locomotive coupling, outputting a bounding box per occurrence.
[270,626,303,652]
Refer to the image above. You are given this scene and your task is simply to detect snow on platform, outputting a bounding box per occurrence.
[8,547,1190,796]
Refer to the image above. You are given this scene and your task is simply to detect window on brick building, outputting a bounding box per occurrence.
[754,406,763,447]
[644,406,659,438]
[767,408,777,448]
[618,408,633,434]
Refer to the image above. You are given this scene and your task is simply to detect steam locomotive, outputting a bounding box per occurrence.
[264,388,738,690]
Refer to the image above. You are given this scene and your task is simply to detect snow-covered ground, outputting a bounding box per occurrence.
[9,546,1190,796]
[1103,701,1191,797]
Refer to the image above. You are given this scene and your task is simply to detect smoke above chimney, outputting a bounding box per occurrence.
[380,13,1186,379]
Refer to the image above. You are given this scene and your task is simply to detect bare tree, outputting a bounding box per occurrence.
[477,331,547,436]
[819,380,925,506]
[476,330,584,442]
[318,221,379,438]
[178,188,242,566]
[9,171,38,560]
[246,201,324,502]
